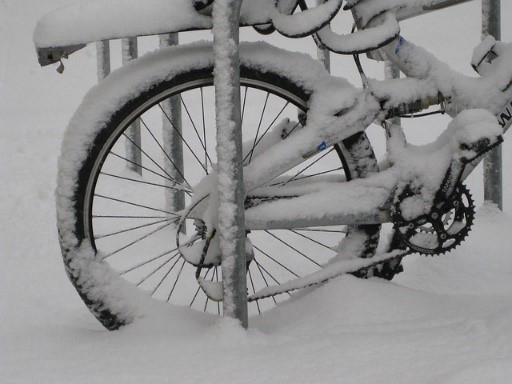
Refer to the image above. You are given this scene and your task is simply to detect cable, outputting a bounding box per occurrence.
[399,110,445,118]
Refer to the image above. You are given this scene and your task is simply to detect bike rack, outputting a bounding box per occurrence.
[91,0,502,329]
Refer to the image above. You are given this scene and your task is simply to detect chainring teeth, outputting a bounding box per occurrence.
[392,183,475,256]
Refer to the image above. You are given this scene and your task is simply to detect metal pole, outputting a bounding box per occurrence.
[316,0,331,72]
[122,38,142,175]
[212,0,248,328]
[482,0,502,210]
[159,34,185,216]
[384,61,401,126]
[96,40,110,80]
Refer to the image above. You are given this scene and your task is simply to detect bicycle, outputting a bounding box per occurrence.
[34,0,512,330]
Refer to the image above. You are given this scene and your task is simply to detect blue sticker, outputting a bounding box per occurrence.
[317,141,327,151]
[395,36,405,55]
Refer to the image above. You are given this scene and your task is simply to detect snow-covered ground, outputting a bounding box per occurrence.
[2,1,512,383]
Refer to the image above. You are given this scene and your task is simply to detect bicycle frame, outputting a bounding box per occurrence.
[238,34,512,230]
[34,0,512,232]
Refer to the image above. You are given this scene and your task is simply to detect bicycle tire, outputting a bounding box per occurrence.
[57,44,395,330]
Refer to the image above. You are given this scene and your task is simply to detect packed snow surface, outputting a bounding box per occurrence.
[3,0,512,383]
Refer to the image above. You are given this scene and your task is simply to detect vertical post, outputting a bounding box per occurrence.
[160,34,185,216]
[96,40,110,80]
[212,0,248,328]
[482,0,502,210]
[316,0,331,72]
[384,61,401,125]
[122,38,142,175]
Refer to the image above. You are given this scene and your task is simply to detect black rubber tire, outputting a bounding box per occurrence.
[58,59,389,330]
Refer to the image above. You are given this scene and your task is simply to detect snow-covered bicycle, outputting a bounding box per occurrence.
[34,0,512,330]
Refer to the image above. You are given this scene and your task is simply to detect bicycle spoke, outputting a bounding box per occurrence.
[93,214,170,219]
[151,255,183,295]
[287,167,343,183]
[247,268,261,314]
[252,244,299,277]
[120,248,179,276]
[241,86,248,125]
[122,132,180,183]
[180,94,213,170]
[284,120,301,137]
[94,194,179,216]
[253,259,292,298]
[95,217,175,240]
[200,87,209,170]
[279,148,335,186]
[288,229,338,252]
[252,100,290,152]
[295,227,348,234]
[158,103,208,174]
[167,259,187,301]
[110,152,178,184]
[136,252,179,286]
[100,171,192,194]
[254,261,278,304]
[214,267,221,315]
[101,221,174,260]
[246,92,270,164]
[264,230,321,267]
[139,117,193,189]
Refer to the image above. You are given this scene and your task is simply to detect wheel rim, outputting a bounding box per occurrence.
[84,73,354,315]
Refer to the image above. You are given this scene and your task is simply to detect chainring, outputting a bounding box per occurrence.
[392,183,475,255]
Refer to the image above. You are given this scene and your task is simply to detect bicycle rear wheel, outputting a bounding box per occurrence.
[58,45,387,330]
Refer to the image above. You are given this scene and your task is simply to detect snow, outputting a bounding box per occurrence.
[316,11,400,54]
[32,0,339,49]
[271,0,342,38]
[33,0,213,48]
[3,0,512,383]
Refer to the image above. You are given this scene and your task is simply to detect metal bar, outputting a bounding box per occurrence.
[316,0,331,72]
[159,34,185,216]
[122,37,142,175]
[384,61,401,126]
[212,0,248,328]
[482,0,502,210]
[96,40,110,80]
